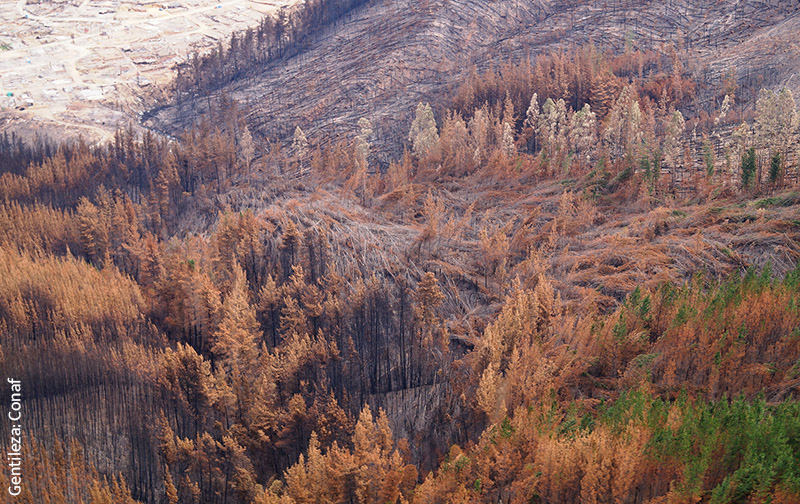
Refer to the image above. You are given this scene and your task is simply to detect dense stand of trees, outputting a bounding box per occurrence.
[1,42,800,503]
[0,131,56,176]
[262,267,800,503]
[443,44,800,192]
[0,119,456,500]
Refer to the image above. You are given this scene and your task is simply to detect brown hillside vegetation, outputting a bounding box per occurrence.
[2,106,800,501]
[1,2,800,504]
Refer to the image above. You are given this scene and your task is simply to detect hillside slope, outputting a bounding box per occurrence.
[145,0,800,159]
[3,1,800,502]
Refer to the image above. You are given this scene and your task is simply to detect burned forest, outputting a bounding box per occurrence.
[2,0,800,503]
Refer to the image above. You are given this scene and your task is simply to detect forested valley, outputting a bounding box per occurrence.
[2,1,800,503]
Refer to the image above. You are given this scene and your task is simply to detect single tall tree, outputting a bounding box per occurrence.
[212,264,261,420]
[408,102,439,158]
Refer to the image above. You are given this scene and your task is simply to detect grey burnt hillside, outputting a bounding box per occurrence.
[144,0,800,162]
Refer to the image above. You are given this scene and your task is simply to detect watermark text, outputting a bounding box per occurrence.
[7,378,22,497]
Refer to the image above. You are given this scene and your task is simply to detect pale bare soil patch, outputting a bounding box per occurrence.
[0,0,299,143]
